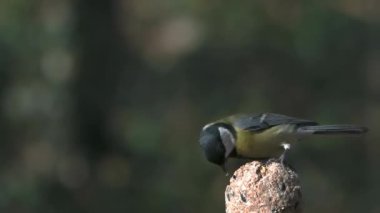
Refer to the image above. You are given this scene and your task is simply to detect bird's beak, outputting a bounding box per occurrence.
[222,162,229,176]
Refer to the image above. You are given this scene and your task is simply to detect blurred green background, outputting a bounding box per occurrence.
[0,0,379,212]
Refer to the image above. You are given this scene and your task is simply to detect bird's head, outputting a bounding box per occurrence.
[199,122,236,171]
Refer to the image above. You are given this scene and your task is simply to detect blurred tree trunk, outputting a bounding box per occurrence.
[365,33,380,211]
[0,42,11,162]
[72,0,128,161]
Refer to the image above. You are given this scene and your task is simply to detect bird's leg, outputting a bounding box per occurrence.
[279,143,291,164]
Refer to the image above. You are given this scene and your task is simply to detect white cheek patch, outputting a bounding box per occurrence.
[218,127,236,158]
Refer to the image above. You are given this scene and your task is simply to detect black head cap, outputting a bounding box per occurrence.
[199,123,226,166]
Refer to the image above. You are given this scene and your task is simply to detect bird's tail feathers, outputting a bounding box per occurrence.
[297,125,368,135]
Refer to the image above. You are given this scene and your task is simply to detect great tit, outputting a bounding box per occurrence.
[199,113,368,171]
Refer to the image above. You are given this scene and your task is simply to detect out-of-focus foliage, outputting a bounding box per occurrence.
[0,0,379,212]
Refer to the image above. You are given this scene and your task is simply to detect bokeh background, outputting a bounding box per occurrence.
[0,0,379,212]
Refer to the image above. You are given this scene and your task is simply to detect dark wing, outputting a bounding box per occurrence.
[231,113,318,132]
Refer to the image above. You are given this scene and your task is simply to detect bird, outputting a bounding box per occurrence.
[199,113,368,172]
